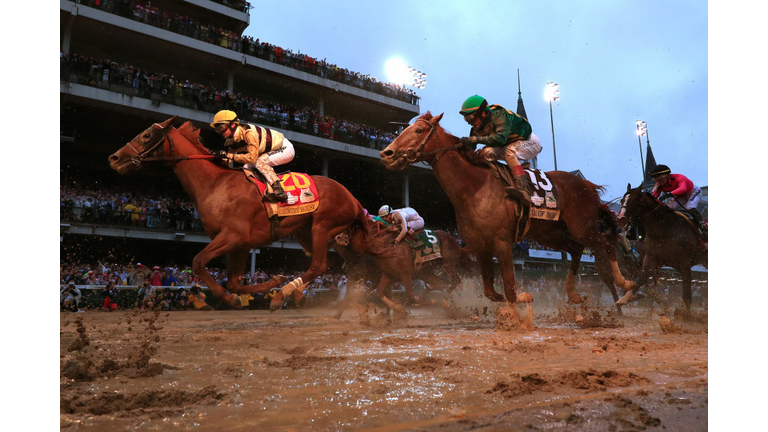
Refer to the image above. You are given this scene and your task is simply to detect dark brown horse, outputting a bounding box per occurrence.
[108,116,367,310]
[380,112,635,315]
[332,217,475,317]
[616,185,708,309]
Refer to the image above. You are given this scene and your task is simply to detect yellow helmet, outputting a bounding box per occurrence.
[210,110,239,129]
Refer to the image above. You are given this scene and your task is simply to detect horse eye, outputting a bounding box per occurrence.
[143,132,151,140]
[415,128,423,134]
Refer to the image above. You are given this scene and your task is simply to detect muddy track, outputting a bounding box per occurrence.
[60,287,707,431]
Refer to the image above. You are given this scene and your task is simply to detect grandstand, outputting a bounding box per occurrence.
[59,0,705,289]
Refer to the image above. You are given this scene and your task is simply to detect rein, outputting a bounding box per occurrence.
[400,119,464,164]
[128,125,214,165]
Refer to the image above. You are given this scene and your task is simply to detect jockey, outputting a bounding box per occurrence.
[378,205,425,244]
[650,164,706,236]
[457,95,543,203]
[210,110,294,203]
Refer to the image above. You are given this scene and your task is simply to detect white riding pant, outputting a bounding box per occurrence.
[485,133,543,162]
[244,138,295,171]
[667,186,702,211]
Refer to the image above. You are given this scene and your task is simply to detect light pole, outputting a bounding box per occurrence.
[635,120,647,186]
[544,82,560,170]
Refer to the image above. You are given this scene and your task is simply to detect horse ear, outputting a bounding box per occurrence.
[627,183,631,192]
[158,116,178,129]
[430,113,444,124]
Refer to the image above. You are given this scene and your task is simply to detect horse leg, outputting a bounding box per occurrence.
[376,274,401,311]
[680,267,693,311]
[272,223,348,311]
[476,249,505,302]
[594,255,623,315]
[224,249,248,294]
[495,241,532,304]
[616,255,659,306]
[191,232,244,309]
[563,244,584,305]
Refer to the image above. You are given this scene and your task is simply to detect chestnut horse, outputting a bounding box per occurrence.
[108,116,366,310]
[332,218,475,318]
[616,185,708,310]
[380,112,635,313]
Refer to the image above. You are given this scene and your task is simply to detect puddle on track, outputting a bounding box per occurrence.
[60,303,707,431]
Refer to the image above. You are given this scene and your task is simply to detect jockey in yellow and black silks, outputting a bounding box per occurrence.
[458,95,542,203]
[210,110,295,203]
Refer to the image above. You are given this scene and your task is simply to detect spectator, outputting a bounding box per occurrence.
[162,268,177,287]
[188,285,212,310]
[158,288,175,311]
[128,263,151,286]
[61,283,83,312]
[138,281,157,309]
[175,288,189,310]
[149,266,164,286]
[100,281,119,311]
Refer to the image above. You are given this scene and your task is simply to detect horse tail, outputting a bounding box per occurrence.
[598,204,619,244]
[584,180,607,198]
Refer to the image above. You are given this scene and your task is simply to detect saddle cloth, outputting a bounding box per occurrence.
[487,162,561,221]
[244,170,320,217]
[405,229,442,270]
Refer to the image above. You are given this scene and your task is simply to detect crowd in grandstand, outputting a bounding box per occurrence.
[75,0,418,105]
[61,52,398,150]
[60,183,203,231]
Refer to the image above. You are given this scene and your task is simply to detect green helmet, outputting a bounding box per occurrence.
[459,95,489,116]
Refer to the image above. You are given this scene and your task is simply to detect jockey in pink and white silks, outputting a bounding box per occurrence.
[379,205,425,244]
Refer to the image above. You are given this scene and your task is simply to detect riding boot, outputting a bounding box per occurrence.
[687,208,707,240]
[264,181,289,203]
[505,175,531,204]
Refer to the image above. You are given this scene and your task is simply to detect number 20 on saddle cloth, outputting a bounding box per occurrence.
[243,170,319,217]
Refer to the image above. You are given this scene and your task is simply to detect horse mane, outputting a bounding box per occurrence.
[176,121,212,154]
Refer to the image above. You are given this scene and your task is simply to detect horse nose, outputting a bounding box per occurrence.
[380,149,394,158]
[108,154,119,164]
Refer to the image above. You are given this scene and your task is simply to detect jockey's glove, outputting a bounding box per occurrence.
[214,150,229,162]
[658,193,671,202]
[458,136,474,146]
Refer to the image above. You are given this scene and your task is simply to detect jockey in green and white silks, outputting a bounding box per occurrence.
[379,205,425,244]
[458,95,542,203]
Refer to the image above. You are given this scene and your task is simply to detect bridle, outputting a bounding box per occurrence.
[622,191,665,223]
[398,119,464,165]
[124,123,213,167]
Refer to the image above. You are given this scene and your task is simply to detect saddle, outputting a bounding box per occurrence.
[484,161,532,240]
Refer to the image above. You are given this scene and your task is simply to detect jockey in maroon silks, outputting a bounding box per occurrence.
[650,164,706,237]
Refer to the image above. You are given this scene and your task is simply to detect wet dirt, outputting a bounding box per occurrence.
[60,284,707,431]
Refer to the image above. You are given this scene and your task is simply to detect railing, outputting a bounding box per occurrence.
[60,67,396,151]
[60,207,206,233]
[73,0,419,105]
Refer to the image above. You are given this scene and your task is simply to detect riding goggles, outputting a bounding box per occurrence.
[213,122,231,133]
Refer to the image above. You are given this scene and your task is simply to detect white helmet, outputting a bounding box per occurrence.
[378,205,391,216]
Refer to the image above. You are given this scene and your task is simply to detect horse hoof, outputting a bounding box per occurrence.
[484,291,505,302]
[516,293,534,304]
[227,295,242,310]
[269,299,284,312]
[567,293,582,304]
[616,291,633,306]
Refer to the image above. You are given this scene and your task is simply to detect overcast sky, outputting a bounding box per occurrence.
[244,0,707,202]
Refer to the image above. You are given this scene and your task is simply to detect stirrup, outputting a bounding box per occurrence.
[263,191,288,203]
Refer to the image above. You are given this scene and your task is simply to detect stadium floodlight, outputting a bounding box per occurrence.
[545,82,560,170]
